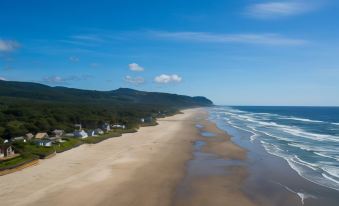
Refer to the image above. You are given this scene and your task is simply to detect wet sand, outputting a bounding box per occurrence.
[172,117,301,206]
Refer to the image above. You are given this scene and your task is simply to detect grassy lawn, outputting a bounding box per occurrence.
[54,138,83,153]
[140,122,158,127]
[82,131,122,144]
[1,125,150,170]
[13,142,55,158]
[0,154,38,170]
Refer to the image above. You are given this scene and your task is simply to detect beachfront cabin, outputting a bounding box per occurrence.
[74,130,88,139]
[12,136,26,142]
[52,129,64,137]
[35,132,49,139]
[141,117,153,123]
[47,136,63,143]
[64,133,75,137]
[74,124,82,130]
[0,144,15,158]
[36,139,53,147]
[24,133,34,141]
[102,123,111,132]
[94,128,104,135]
[87,130,97,137]
[112,124,126,129]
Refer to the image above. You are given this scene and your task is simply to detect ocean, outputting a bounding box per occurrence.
[209,106,339,192]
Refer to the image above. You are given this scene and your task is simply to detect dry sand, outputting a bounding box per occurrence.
[0,108,253,206]
[0,109,200,206]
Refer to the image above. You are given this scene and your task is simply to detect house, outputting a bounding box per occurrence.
[36,139,53,147]
[47,136,63,143]
[35,132,49,139]
[52,129,64,137]
[112,124,126,129]
[102,123,111,132]
[141,117,153,123]
[24,133,34,141]
[74,130,88,139]
[87,130,97,137]
[64,133,75,137]
[94,128,104,135]
[0,144,15,158]
[74,124,82,130]
[12,136,26,142]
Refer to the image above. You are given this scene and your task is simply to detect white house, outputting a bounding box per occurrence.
[74,130,88,139]
[102,123,111,132]
[112,124,126,129]
[47,136,63,143]
[94,128,104,135]
[24,133,34,141]
[87,130,97,137]
[52,129,64,137]
[12,136,26,142]
[0,144,15,158]
[65,133,75,137]
[36,139,53,147]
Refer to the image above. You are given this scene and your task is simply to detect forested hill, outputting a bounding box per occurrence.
[0,80,212,107]
[0,80,213,139]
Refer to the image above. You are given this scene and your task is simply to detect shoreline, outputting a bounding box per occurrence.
[211,111,339,206]
[0,108,203,206]
[1,108,336,205]
[172,115,256,206]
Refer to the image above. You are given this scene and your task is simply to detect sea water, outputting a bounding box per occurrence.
[209,106,339,192]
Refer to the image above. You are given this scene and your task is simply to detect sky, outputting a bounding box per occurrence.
[0,0,339,106]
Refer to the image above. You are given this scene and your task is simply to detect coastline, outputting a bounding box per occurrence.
[1,107,336,206]
[0,108,203,206]
[210,109,339,206]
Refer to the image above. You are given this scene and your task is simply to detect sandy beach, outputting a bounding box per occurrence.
[0,109,203,206]
[2,108,331,206]
[0,107,256,206]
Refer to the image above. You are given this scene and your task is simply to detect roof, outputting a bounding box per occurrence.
[35,132,48,139]
[25,133,34,138]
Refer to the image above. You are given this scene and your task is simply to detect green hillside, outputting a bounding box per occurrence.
[0,80,213,139]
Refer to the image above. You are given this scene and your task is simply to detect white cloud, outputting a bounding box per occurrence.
[154,74,182,84]
[150,31,307,46]
[0,76,6,81]
[0,39,20,52]
[129,63,144,72]
[124,75,145,85]
[246,1,315,19]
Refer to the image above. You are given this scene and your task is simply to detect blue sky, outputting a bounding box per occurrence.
[0,0,339,106]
